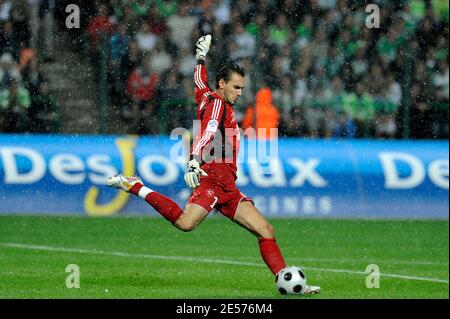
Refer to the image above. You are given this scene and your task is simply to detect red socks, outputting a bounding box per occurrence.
[130,183,182,223]
[258,238,287,275]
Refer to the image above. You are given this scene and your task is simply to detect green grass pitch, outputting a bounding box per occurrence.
[0,215,448,299]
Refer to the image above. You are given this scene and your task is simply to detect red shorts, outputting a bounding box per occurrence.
[187,163,253,220]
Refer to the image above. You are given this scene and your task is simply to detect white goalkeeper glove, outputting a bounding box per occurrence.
[184,159,208,188]
[195,34,212,62]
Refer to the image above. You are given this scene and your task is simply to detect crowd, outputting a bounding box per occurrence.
[0,0,60,133]
[2,1,449,139]
[78,0,448,139]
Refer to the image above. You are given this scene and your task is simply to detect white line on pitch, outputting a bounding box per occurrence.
[233,256,449,266]
[1,243,448,284]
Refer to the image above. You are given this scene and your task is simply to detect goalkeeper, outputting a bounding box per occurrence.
[107,35,320,294]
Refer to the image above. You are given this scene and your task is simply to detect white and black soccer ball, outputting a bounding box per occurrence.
[275,266,307,295]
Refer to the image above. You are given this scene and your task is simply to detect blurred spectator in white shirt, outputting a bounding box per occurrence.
[0,0,11,22]
[230,24,255,60]
[166,3,198,49]
[178,46,196,78]
[135,21,158,52]
[149,39,172,74]
[0,52,21,90]
[433,60,449,102]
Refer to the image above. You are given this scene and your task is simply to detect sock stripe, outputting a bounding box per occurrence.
[130,182,143,195]
[138,187,153,199]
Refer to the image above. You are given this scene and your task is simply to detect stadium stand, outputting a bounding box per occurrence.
[1,0,448,139]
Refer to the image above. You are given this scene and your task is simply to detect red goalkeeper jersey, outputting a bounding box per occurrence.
[191,62,240,177]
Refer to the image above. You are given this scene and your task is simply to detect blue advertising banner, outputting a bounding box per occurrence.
[0,134,448,219]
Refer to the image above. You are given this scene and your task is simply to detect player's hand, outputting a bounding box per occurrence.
[184,159,208,188]
[195,34,212,62]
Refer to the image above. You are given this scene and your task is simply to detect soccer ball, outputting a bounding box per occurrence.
[275,266,307,295]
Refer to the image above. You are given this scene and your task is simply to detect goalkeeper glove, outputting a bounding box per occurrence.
[195,34,212,62]
[184,159,208,188]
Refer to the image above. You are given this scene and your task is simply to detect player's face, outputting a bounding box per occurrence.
[222,73,245,105]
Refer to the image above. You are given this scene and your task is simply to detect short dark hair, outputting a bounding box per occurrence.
[215,62,245,89]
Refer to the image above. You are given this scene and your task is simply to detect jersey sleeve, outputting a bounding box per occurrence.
[191,98,224,161]
[193,61,213,104]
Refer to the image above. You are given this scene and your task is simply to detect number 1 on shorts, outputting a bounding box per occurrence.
[210,196,218,209]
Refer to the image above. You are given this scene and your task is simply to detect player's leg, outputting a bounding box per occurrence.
[233,201,287,275]
[106,175,210,231]
[233,200,321,294]
[233,201,275,238]
[174,203,210,232]
[134,182,210,232]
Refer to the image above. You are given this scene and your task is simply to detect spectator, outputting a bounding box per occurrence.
[159,69,187,131]
[0,79,30,132]
[375,112,398,139]
[351,46,369,78]
[160,69,184,102]
[110,0,126,22]
[280,106,309,137]
[268,13,290,48]
[85,4,114,55]
[309,26,329,61]
[431,59,449,138]
[211,0,231,25]
[178,46,196,78]
[130,0,152,18]
[324,76,345,110]
[246,13,266,41]
[147,4,167,36]
[409,84,433,139]
[38,0,56,61]
[273,75,296,118]
[266,55,284,89]
[0,20,20,58]
[22,56,44,97]
[149,39,172,74]
[294,14,314,51]
[0,52,21,90]
[235,57,255,121]
[197,8,217,36]
[119,40,142,94]
[377,26,404,64]
[230,23,256,60]
[110,22,130,95]
[293,64,310,107]
[322,109,338,138]
[325,45,344,79]
[333,111,356,138]
[241,87,280,140]
[155,0,177,19]
[28,80,59,133]
[384,73,403,107]
[135,21,158,52]
[110,22,130,65]
[278,45,292,75]
[0,0,12,23]
[126,57,159,104]
[433,59,449,103]
[166,3,198,50]
[342,81,375,137]
[125,57,159,134]
[431,0,449,23]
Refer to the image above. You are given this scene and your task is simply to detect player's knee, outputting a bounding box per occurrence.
[175,218,197,232]
[179,224,196,232]
[178,226,192,232]
[259,223,275,239]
